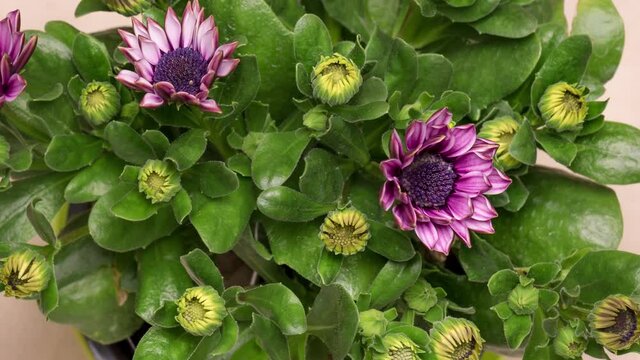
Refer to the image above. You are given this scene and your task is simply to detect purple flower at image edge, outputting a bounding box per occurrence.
[379,108,512,255]
[0,10,37,107]
[116,0,239,113]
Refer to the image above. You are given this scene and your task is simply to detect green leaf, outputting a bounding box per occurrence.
[180,249,225,294]
[320,117,370,165]
[26,199,57,246]
[299,148,344,203]
[189,315,239,358]
[257,186,335,222]
[367,220,415,262]
[89,183,178,252]
[295,62,313,97]
[251,313,291,360]
[5,145,33,172]
[509,119,537,165]
[444,0,475,6]
[369,254,422,308]
[190,179,256,253]
[110,190,158,222]
[352,77,388,105]
[443,35,541,109]
[237,283,307,335]
[413,54,453,99]
[142,130,170,158]
[504,314,533,349]
[72,33,112,82]
[332,102,389,122]
[487,167,622,265]
[45,21,80,49]
[571,0,624,85]
[136,235,193,327]
[133,327,201,360]
[264,0,305,29]
[428,91,471,121]
[39,255,59,316]
[29,94,79,137]
[320,0,374,41]
[251,130,309,190]
[227,153,252,177]
[217,55,261,116]
[171,189,192,224]
[437,0,501,22]
[188,161,239,199]
[570,121,640,184]
[458,234,513,283]
[293,14,333,71]
[75,0,110,16]
[306,284,359,360]
[535,130,577,166]
[488,269,520,296]
[165,129,208,171]
[64,154,124,203]
[44,134,103,172]
[470,4,538,39]
[530,35,592,108]
[105,121,156,165]
[528,263,561,286]
[317,249,343,284]
[331,251,386,298]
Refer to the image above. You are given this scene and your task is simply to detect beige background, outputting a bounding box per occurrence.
[0,0,638,359]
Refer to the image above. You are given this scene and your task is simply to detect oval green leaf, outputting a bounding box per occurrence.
[257,186,335,222]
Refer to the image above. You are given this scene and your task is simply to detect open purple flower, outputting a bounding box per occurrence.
[115,0,239,113]
[379,108,511,254]
[0,10,37,107]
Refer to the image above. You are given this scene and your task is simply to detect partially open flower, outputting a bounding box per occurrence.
[373,333,422,360]
[379,108,511,255]
[553,326,587,359]
[311,53,362,106]
[319,208,370,255]
[102,0,153,16]
[0,10,38,107]
[116,0,239,112]
[175,286,226,336]
[79,81,121,126]
[1,249,51,298]
[538,82,588,132]
[478,116,521,170]
[589,295,640,351]
[138,159,181,203]
[430,318,484,360]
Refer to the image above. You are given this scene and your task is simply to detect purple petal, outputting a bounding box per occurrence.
[4,74,26,101]
[447,193,473,220]
[0,55,10,85]
[485,169,512,195]
[172,91,199,105]
[216,58,240,77]
[199,28,217,61]
[432,225,454,255]
[217,42,238,58]
[8,32,24,61]
[196,86,209,100]
[208,51,223,72]
[465,219,495,234]
[427,108,452,127]
[380,180,399,211]
[119,47,143,62]
[453,152,493,174]
[441,124,477,159]
[415,221,438,249]
[139,37,161,65]
[450,221,471,247]
[380,159,402,180]
[118,29,138,49]
[135,78,154,93]
[199,99,222,113]
[471,195,498,221]
[7,10,20,32]
[423,208,453,225]
[132,17,150,38]
[389,129,404,160]
[393,203,416,231]
[0,19,11,57]
[470,138,499,158]
[153,81,176,100]
[455,171,491,196]
[165,7,182,50]
[406,121,426,153]
[147,19,170,53]
[181,4,197,48]
[116,69,141,88]
[134,60,154,82]
[13,36,36,72]
[200,71,216,88]
[140,93,164,108]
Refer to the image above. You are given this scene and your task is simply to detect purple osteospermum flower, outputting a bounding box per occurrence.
[379,108,511,255]
[0,10,37,107]
[115,0,239,113]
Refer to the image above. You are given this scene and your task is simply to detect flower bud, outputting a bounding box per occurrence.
[359,309,388,337]
[303,107,328,132]
[538,82,588,132]
[138,159,181,203]
[403,278,438,313]
[1,249,51,298]
[102,0,153,16]
[373,333,422,360]
[175,286,227,336]
[79,81,121,127]
[589,294,640,351]
[430,317,484,360]
[478,116,521,170]
[553,326,587,359]
[319,208,370,256]
[311,53,362,106]
[508,284,539,315]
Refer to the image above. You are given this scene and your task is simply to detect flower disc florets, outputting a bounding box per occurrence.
[175,286,227,336]
[538,82,588,132]
[1,249,51,298]
[311,53,362,106]
[319,208,370,255]
[589,295,640,351]
[138,159,181,203]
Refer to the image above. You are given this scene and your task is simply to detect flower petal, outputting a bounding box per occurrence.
[7,10,20,32]
[199,99,222,113]
[134,60,154,82]
[165,7,182,50]
[453,152,493,174]
[471,195,498,221]
[13,36,37,72]
[415,221,439,249]
[118,29,138,49]
[139,37,161,65]
[380,180,399,211]
[172,91,199,105]
[485,168,512,195]
[132,17,150,39]
[147,18,170,53]
[140,93,164,108]
[393,203,416,231]
[217,41,238,58]
[119,47,143,62]
[406,120,426,153]
[198,29,216,61]
[153,81,176,100]
[441,124,477,159]
[181,4,197,48]
[465,219,495,234]
[447,193,473,220]
[422,208,453,225]
[455,171,491,196]
[0,55,10,85]
[427,108,452,127]
[450,221,471,247]
[380,159,402,180]
[432,225,455,255]
[216,58,240,77]
[4,74,26,101]
[116,69,141,88]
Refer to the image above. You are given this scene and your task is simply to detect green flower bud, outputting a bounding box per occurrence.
[430,317,484,360]
[373,333,422,360]
[359,309,388,337]
[319,208,370,256]
[1,249,51,298]
[403,278,438,313]
[311,53,362,106]
[102,0,153,16]
[303,107,328,132]
[79,81,121,127]
[508,284,539,315]
[478,116,521,170]
[138,159,181,203]
[538,82,588,132]
[588,294,640,351]
[553,326,587,359]
[175,286,227,336]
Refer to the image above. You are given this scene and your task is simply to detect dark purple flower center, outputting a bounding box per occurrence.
[153,48,207,95]
[400,152,456,209]
[606,308,638,343]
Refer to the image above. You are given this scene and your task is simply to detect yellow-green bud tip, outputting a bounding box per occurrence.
[373,333,422,360]
[478,116,521,170]
[311,53,362,107]
[175,286,227,336]
[1,249,51,298]
[508,284,539,315]
[79,81,121,127]
[403,278,438,313]
[138,159,181,204]
[589,294,640,351]
[319,208,370,256]
[538,82,588,132]
[102,0,153,16]
[553,326,587,359]
[430,317,484,360]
